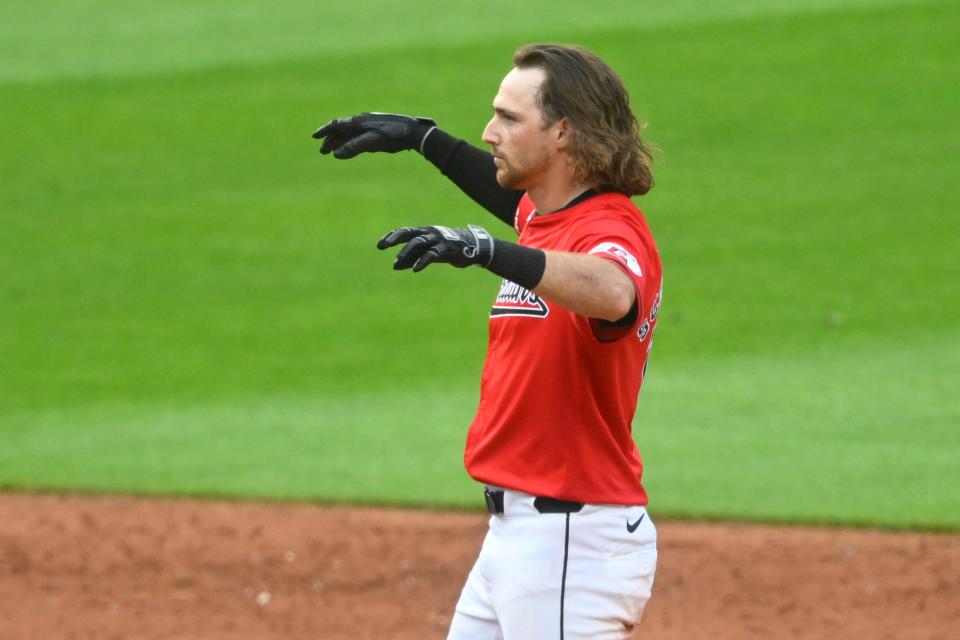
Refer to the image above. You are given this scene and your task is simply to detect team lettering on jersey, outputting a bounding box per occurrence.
[490,279,550,318]
[639,286,662,343]
[639,282,663,380]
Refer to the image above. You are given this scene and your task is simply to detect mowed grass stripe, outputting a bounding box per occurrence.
[1,335,956,529]
[0,386,481,507]
[0,0,932,82]
[636,335,960,530]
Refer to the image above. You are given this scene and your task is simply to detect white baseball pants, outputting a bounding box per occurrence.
[447,490,657,640]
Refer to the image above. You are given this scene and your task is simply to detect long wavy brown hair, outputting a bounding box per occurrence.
[513,44,654,196]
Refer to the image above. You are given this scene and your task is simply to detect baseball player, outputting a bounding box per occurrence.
[314,44,663,640]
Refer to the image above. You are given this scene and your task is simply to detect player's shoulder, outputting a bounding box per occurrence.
[574,192,652,234]
[581,191,643,215]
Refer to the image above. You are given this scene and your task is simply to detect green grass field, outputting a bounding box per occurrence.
[2,0,958,530]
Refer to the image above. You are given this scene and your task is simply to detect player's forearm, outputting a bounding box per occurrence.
[533,251,636,322]
[487,242,634,321]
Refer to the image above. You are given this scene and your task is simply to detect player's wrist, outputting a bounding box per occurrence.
[419,127,463,170]
[398,115,436,153]
[486,240,545,291]
[412,119,438,154]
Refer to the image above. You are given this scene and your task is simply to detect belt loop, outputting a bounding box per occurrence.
[483,487,505,514]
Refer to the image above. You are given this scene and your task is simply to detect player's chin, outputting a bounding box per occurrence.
[495,167,519,190]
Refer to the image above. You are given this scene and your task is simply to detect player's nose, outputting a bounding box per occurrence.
[481,117,499,147]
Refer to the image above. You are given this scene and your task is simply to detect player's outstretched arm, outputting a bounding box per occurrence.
[377,225,634,322]
[313,113,522,227]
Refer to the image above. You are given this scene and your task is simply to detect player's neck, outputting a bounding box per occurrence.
[528,176,595,216]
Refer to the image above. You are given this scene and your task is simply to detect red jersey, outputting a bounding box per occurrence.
[464,191,663,505]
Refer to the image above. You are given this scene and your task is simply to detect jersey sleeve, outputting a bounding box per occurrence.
[567,215,656,342]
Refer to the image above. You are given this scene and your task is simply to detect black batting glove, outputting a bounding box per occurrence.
[377,225,495,272]
[312,112,437,159]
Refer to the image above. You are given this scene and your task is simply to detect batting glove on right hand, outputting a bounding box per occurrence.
[377,225,495,272]
[312,112,437,159]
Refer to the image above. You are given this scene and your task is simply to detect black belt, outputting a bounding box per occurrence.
[483,487,584,514]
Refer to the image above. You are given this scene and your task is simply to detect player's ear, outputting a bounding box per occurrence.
[554,117,571,150]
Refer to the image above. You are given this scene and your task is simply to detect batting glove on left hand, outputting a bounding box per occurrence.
[377,225,495,272]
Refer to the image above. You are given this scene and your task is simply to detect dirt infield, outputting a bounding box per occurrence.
[1,493,957,639]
